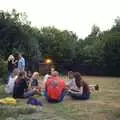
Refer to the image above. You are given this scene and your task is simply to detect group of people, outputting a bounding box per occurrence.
[5,53,99,103]
[8,53,25,76]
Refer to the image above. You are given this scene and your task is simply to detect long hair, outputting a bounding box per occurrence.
[74,72,82,88]
[32,72,40,80]
[8,55,14,62]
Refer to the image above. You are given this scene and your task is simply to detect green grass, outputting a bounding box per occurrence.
[0,76,120,120]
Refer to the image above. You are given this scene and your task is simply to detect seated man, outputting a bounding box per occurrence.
[45,71,65,103]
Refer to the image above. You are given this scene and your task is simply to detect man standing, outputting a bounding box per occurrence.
[18,53,25,72]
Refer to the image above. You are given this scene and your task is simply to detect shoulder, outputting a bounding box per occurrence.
[21,57,25,61]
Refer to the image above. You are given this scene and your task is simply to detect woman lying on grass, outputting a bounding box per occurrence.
[67,72,90,100]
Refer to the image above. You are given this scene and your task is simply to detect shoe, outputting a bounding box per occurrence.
[95,84,99,91]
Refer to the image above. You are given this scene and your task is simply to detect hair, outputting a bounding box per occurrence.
[32,72,40,80]
[16,71,25,84]
[14,53,19,60]
[12,68,20,77]
[8,55,14,61]
[51,71,59,77]
[27,70,32,77]
[74,72,82,88]
[68,71,74,78]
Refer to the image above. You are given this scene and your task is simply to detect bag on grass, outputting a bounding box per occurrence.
[0,97,16,105]
[27,97,43,106]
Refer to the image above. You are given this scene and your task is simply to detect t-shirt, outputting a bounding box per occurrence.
[13,79,28,98]
[43,74,51,88]
[18,57,25,72]
[31,79,38,87]
[45,76,65,100]
[68,79,90,94]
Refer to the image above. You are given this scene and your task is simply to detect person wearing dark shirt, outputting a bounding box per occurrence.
[13,72,36,98]
[8,55,16,77]
[29,72,41,95]
[68,72,90,100]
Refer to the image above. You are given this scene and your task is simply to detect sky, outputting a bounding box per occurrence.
[0,0,120,38]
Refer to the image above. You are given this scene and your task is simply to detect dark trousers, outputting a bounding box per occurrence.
[69,92,90,100]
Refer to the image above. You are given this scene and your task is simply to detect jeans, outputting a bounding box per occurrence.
[44,91,65,103]
[24,89,35,98]
[69,92,90,100]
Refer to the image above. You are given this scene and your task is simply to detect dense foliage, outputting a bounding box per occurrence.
[0,9,120,76]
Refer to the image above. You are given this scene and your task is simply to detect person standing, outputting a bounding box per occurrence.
[18,53,25,72]
[8,55,18,77]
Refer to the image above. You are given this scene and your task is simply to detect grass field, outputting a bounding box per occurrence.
[0,76,120,120]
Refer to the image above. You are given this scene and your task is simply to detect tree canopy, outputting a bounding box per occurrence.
[0,9,120,76]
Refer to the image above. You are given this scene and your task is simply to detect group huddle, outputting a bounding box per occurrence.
[5,53,99,103]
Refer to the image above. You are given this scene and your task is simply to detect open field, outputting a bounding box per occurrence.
[0,76,120,120]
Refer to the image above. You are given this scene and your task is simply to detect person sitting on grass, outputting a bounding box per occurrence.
[67,71,99,91]
[43,67,55,88]
[45,71,66,103]
[13,72,38,98]
[30,72,41,94]
[25,70,33,86]
[67,72,90,100]
[5,68,19,94]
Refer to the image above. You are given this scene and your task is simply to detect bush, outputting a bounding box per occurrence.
[0,58,7,84]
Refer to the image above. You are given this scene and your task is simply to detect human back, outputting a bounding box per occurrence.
[45,71,65,101]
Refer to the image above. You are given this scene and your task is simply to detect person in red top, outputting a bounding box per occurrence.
[45,71,65,102]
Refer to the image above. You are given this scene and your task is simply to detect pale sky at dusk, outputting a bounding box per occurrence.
[0,0,120,38]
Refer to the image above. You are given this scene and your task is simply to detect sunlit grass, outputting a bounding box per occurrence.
[0,76,120,120]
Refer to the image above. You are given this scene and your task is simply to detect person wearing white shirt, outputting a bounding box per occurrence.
[5,68,19,94]
[18,53,25,72]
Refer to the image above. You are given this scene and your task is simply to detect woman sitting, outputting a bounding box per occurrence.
[13,72,37,98]
[5,68,19,94]
[30,72,41,94]
[67,72,90,100]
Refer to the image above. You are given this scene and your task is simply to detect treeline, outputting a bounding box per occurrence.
[0,9,120,76]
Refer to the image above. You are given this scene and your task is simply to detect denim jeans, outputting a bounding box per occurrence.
[24,89,35,98]
[69,92,90,100]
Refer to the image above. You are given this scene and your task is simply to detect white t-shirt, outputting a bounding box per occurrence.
[43,74,51,88]
[67,78,81,92]
[5,76,17,94]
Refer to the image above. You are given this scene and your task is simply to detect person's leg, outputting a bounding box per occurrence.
[58,91,65,102]
[24,89,35,98]
[69,92,90,100]
[89,84,99,91]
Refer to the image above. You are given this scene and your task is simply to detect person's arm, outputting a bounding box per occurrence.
[69,86,83,95]
[66,79,73,89]
[12,59,18,64]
